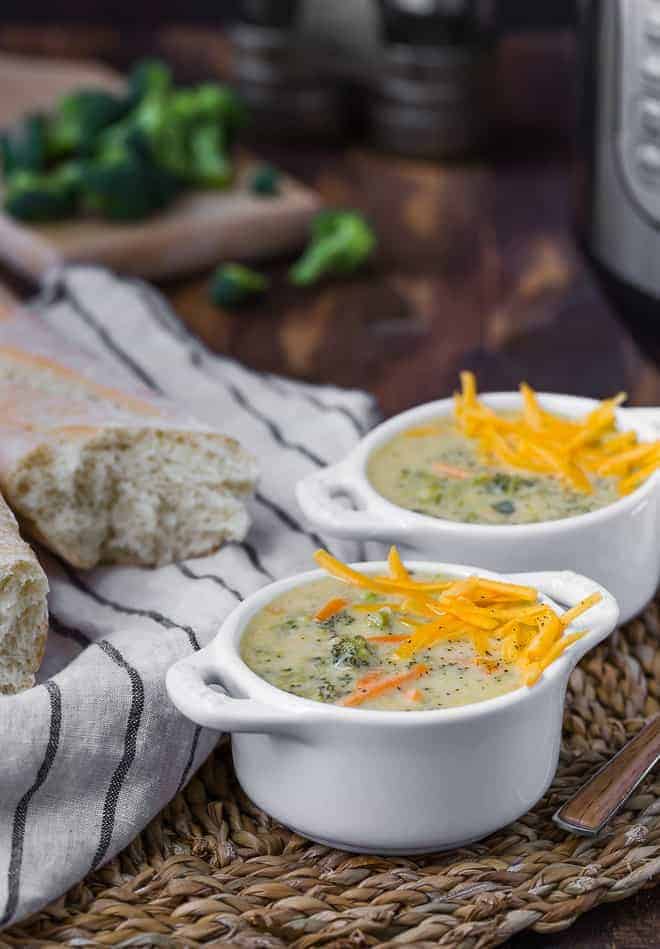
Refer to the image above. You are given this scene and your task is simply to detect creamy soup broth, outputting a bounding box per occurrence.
[367,418,619,525]
[241,577,522,711]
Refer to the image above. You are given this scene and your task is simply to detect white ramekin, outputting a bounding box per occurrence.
[166,561,619,854]
[296,393,660,623]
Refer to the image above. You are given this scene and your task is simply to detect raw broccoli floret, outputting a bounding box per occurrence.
[209,263,269,308]
[47,90,130,158]
[79,137,180,220]
[98,67,183,172]
[167,84,246,186]
[171,83,247,148]
[103,77,246,190]
[4,163,82,221]
[1,57,248,223]
[187,123,232,189]
[330,635,375,668]
[289,210,376,286]
[250,164,281,196]
[127,58,173,105]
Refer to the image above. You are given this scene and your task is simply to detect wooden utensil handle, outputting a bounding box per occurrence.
[554,715,660,836]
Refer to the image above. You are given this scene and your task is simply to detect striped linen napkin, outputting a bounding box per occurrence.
[0,266,380,928]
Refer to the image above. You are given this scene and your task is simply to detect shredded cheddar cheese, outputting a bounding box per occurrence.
[313,546,600,689]
[453,373,660,496]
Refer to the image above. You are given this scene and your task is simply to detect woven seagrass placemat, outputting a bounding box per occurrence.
[5,601,660,948]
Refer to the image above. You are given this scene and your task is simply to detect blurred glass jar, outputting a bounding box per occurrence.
[380,0,494,45]
[229,0,497,155]
[370,0,497,158]
[230,0,347,143]
[237,0,300,29]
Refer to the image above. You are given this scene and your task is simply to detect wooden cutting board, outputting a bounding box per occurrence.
[0,54,321,281]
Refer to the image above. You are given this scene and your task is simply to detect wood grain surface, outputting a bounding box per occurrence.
[1,23,659,947]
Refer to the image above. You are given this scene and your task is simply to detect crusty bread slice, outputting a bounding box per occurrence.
[0,310,258,569]
[0,494,48,694]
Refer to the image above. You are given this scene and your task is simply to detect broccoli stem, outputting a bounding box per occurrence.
[289,210,376,287]
[289,237,341,286]
[188,124,233,188]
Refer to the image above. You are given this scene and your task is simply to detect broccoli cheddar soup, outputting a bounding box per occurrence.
[368,418,619,524]
[240,548,601,712]
[367,374,660,526]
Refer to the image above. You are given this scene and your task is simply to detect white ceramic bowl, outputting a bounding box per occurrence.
[296,393,660,623]
[166,561,619,855]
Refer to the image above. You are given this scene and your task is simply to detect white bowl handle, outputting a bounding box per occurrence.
[166,649,306,735]
[296,464,402,539]
[620,406,660,531]
[509,570,620,662]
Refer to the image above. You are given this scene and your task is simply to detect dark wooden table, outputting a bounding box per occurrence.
[1,23,658,947]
